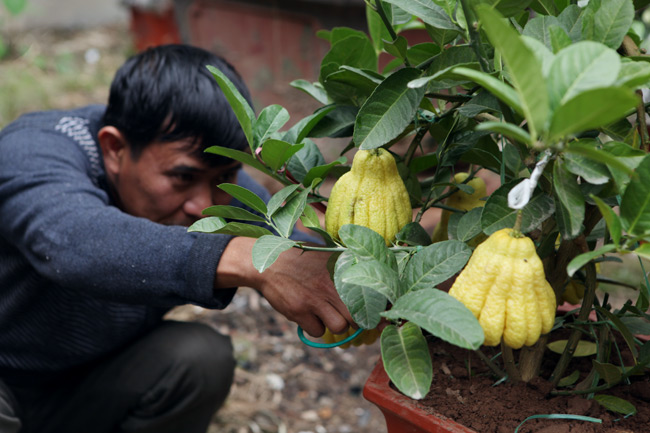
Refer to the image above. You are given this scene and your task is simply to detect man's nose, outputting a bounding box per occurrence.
[183,184,214,218]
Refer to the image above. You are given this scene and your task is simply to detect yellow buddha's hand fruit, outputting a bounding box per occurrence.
[561,263,600,305]
[431,172,487,243]
[325,148,412,246]
[448,228,556,349]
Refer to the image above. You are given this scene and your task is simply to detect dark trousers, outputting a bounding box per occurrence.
[0,321,235,433]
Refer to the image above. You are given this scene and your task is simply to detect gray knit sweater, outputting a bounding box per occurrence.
[0,105,295,373]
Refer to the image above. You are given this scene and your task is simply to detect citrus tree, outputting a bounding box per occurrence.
[190,0,650,409]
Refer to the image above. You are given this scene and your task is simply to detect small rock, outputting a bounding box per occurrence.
[265,373,284,391]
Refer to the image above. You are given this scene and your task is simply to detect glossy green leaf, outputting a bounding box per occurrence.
[557,4,584,41]
[252,236,297,272]
[253,105,290,149]
[548,24,572,53]
[594,395,637,416]
[319,35,377,84]
[290,79,330,105]
[592,362,623,386]
[456,207,484,242]
[547,340,598,357]
[267,184,301,216]
[341,260,403,303]
[477,5,549,141]
[566,244,617,277]
[302,156,347,187]
[404,240,471,292]
[616,61,650,89]
[382,0,460,30]
[592,0,634,50]
[207,65,255,149]
[283,106,336,144]
[554,158,585,239]
[204,146,268,174]
[450,67,523,117]
[260,139,304,172]
[475,121,532,145]
[549,87,639,140]
[338,224,397,268]
[635,243,650,261]
[481,180,556,235]
[595,306,639,360]
[334,251,387,329]
[563,153,609,185]
[383,288,485,350]
[620,154,650,236]
[188,219,273,238]
[354,67,425,150]
[547,41,620,111]
[201,205,266,222]
[218,183,268,215]
[591,195,622,246]
[380,323,433,400]
[395,222,432,246]
[522,14,563,50]
[286,140,326,183]
[272,187,310,238]
[187,216,227,234]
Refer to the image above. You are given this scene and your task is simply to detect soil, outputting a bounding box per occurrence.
[416,325,650,433]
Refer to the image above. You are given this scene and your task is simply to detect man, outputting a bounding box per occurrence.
[0,44,353,433]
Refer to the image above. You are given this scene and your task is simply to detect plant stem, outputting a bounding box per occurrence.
[518,335,548,382]
[474,349,507,379]
[458,0,490,73]
[549,256,598,388]
[501,341,521,382]
[404,126,429,168]
[424,92,472,102]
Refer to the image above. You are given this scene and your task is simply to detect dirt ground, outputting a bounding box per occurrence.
[0,22,388,433]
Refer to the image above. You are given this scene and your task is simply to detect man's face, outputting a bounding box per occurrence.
[109,139,240,226]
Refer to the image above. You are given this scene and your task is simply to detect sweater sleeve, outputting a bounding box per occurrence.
[0,127,235,309]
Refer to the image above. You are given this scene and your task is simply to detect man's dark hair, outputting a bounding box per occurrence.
[102,44,253,166]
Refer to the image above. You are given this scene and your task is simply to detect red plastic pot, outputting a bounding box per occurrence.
[363,360,477,433]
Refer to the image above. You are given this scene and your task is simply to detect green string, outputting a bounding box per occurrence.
[514,414,602,433]
[297,326,365,349]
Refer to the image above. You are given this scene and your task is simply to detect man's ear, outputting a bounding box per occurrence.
[98,126,128,176]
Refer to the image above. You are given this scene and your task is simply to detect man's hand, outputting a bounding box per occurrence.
[215,237,354,337]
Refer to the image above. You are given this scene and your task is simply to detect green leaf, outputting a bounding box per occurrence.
[554,158,585,239]
[366,2,393,54]
[334,251,387,329]
[338,224,397,268]
[251,236,297,272]
[450,67,523,117]
[591,195,622,246]
[404,240,472,292]
[395,222,432,246]
[267,184,301,216]
[204,146,269,174]
[595,306,639,361]
[547,41,620,111]
[456,91,502,118]
[207,65,255,149]
[481,180,556,235]
[593,394,637,416]
[188,218,274,238]
[283,106,336,144]
[380,323,433,400]
[254,105,290,149]
[549,87,639,140]
[563,152,610,185]
[557,370,581,387]
[290,79,330,105]
[382,288,484,350]
[547,340,598,357]
[620,154,650,236]
[3,0,26,15]
[619,316,650,336]
[548,25,572,53]
[201,205,266,222]
[592,361,623,386]
[475,121,533,145]
[475,0,533,17]
[592,0,635,50]
[383,36,409,60]
[635,243,650,261]
[260,140,305,172]
[354,67,425,150]
[456,207,484,242]
[319,35,377,84]
[308,105,358,138]
[567,140,636,180]
[476,5,549,141]
[523,15,563,50]
[303,157,347,188]
[341,260,403,303]
[324,66,382,104]
[616,61,650,89]
[286,140,326,183]
[272,187,310,238]
[557,4,584,41]
[218,184,268,215]
[566,244,617,277]
[382,0,460,30]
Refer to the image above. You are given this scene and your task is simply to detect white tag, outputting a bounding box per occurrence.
[507,150,552,210]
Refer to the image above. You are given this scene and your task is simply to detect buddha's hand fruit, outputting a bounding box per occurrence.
[325,148,412,246]
[321,326,380,348]
[561,264,600,305]
[448,228,556,349]
[431,172,487,243]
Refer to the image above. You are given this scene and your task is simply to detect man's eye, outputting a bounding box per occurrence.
[173,173,195,183]
[216,171,237,184]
